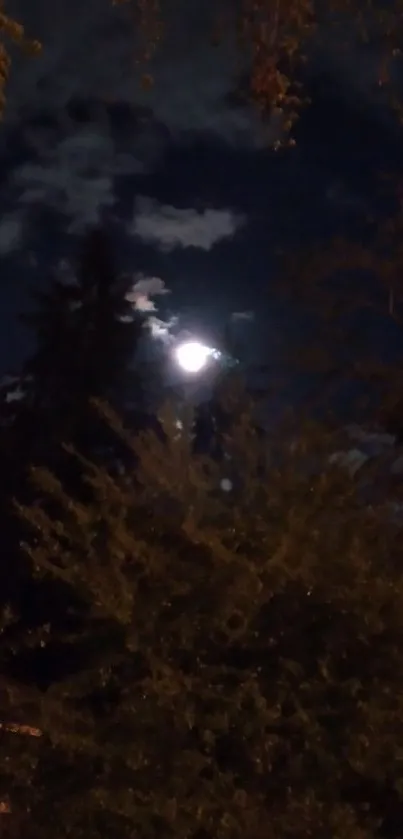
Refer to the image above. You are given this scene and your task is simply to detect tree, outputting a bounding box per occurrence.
[0,229,148,630]
[15,227,146,461]
[1,394,403,839]
[0,2,40,115]
[276,185,403,429]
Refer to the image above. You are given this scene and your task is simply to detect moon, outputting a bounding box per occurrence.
[174,340,214,374]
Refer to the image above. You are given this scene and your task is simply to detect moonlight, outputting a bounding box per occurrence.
[174,341,215,374]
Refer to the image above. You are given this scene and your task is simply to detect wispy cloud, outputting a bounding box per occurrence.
[0,215,24,255]
[126,273,171,313]
[148,314,179,341]
[5,0,280,148]
[11,125,146,233]
[130,294,157,312]
[125,273,176,342]
[131,197,245,251]
[231,310,254,322]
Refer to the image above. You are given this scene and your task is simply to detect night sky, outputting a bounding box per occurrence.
[1,0,402,413]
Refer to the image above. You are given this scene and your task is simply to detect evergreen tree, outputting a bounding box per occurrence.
[1,398,403,839]
[0,229,148,626]
[19,228,146,455]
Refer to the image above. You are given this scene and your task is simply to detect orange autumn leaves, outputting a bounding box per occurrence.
[238,0,314,133]
[0,722,42,814]
[0,3,41,116]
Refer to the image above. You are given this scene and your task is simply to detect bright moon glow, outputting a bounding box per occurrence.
[174,341,213,374]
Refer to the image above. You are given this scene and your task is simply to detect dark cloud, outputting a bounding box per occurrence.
[6,0,279,146]
[0,215,24,254]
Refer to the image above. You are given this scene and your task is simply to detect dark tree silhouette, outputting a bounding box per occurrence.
[19,228,145,455]
[0,229,147,629]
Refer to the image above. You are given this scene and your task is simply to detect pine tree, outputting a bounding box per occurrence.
[1,397,403,839]
[19,228,146,455]
[0,229,148,631]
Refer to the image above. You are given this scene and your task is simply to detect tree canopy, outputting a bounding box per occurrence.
[275,184,403,431]
[0,393,402,839]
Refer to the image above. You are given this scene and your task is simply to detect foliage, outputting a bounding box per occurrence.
[84,0,403,133]
[277,196,403,426]
[0,392,402,838]
[0,0,41,117]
